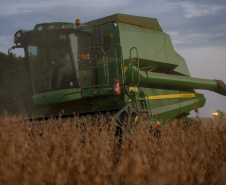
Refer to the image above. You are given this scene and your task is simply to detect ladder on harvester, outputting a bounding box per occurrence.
[128,47,152,117]
[135,93,152,117]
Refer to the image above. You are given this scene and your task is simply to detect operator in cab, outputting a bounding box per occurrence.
[55,47,72,88]
[49,47,72,89]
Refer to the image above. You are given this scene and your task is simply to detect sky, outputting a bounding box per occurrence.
[0,0,226,117]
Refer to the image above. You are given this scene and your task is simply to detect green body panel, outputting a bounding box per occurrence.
[119,23,178,69]
[172,52,191,76]
[33,89,82,106]
[11,13,226,120]
[124,87,206,121]
[85,13,163,32]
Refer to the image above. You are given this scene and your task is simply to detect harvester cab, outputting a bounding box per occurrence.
[8,13,226,128]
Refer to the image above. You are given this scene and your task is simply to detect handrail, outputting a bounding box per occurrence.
[77,46,109,89]
[135,93,142,114]
[78,46,106,65]
[144,94,152,117]
[112,44,125,85]
[129,47,140,86]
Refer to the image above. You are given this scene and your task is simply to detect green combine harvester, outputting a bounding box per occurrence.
[212,110,225,119]
[9,13,226,127]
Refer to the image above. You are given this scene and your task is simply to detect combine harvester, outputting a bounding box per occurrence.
[9,14,226,129]
[213,110,226,119]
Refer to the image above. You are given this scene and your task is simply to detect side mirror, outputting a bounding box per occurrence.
[7,45,24,68]
[8,52,13,68]
[8,46,16,68]
[8,52,13,62]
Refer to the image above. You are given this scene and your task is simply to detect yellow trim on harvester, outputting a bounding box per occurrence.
[128,93,195,102]
[129,87,138,92]
[145,93,195,100]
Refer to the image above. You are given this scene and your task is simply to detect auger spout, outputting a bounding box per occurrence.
[125,65,226,96]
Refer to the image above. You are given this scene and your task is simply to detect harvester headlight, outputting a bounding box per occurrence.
[213,112,218,116]
[37,25,43,31]
[16,32,22,38]
[114,22,118,27]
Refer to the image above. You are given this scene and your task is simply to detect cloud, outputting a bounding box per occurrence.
[0,0,126,18]
[168,29,226,49]
[0,1,52,18]
[170,1,226,18]
[1,0,226,51]
[1,0,225,52]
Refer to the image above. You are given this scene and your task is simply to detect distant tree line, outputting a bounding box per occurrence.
[0,52,34,116]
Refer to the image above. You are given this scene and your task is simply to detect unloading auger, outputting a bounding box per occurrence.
[125,65,226,96]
